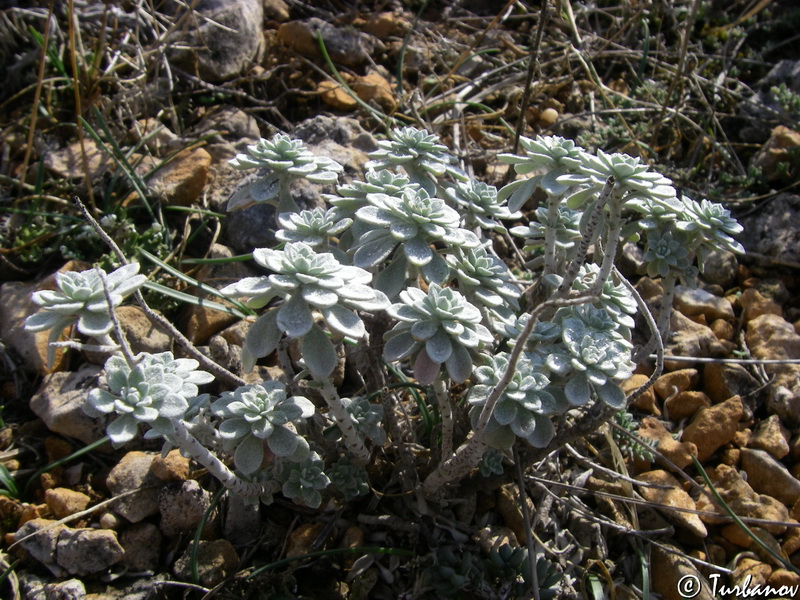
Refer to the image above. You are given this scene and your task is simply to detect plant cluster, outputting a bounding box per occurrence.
[24,127,743,525]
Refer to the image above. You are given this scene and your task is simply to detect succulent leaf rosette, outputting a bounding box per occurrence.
[227,134,343,212]
[353,187,479,286]
[468,352,563,449]
[442,179,520,231]
[328,169,417,216]
[275,207,352,249]
[499,135,586,211]
[278,451,330,508]
[86,352,208,446]
[568,264,638,331]
[557,149,677,209]
[24,263,147,365]
[341,396,386,445]
[554,305,634,409]
[384,284,493,385]
[510,205,582,254]
[220,242,389,375]
[446,245,521,314]
[211,382,315,475]
[366,126,466,194]
[643,229,698,283]
[676,196,745,257]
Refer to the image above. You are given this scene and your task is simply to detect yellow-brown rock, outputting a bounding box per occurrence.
[621,374,659,415]
[147,147,211,207]
[682,396,743,461]
[654,369,698,400]
[44,488,91,520]
[318,80,358,111]
[636,470,707,537]
[352,72,397,113]
[638,418,697,471]
[739,288,783,324]
[665,390,711,422]
[752,125,800,183]
[748,414,791,459]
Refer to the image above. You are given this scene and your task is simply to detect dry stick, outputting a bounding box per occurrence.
[650,0,701,149]
[18,0,55,197]
[96,267,137,367]
[510,0,550,158]
[73,197,246,388]
[422,293,597,496]
[66,0,96,210]
[513,444,541,600]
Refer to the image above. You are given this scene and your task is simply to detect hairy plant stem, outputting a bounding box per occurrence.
[543,194,559,275]
[422,293,596,496]
[433,377,453,460]
[317,377,370,467]
[171,420,279,499]
[592,193,624,295]
[555,177,615,298]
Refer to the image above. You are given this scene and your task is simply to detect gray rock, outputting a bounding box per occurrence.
[119,522,162,572]
[276,18,378,68]
[158,480,211,536]
[173,539,239,587]
[700,249,738,288]
[739,193,800,264]
[85,306,172,365]
[223,492,260,545]
[106,452,162,523]
[673,285,735,322]
[168,0,264,82]
[15,519,68,577]
[55,528,125,576]
[29,364,108,447]
[17,571,47,600]
[43,579,86,600]
[740,448,800,507]
[195,106,261,144]
[666,310,732,370]
[294,116,376,181]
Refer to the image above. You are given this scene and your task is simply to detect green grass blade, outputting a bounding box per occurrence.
[191,487,226,585]
[138,248,255,316]
[142,280,252,319]
[24,436,110,500]
[0,464,19,498]
[180,253,254,265]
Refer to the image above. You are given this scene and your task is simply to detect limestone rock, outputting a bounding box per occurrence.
[738,192,800,264]
[43,578,86,600]
[700,249,738,288]
[277,18,377,68]
[352,72,397,113]
[673,286,734,322]
[147,147,211,207]
[44,138,112,180]
[749,414,791,459]
[292,115,378,178]
[702,362,760,404]
[681,396,743,461]
[55,527,125,575]
[696,464,789,534]
[636,470,707,537]
[286,522,324,558]
[173,539,239,587]
[740,448,800,506]
[44,488,91,519]
[168,0,264,82]
[151,449,190,482]
[739,288,783,324]
[15,518,68,577]
[361,12,410,38]
[732,557,772,588]
[106,452,162,523]
[637,418,697,471]
[318,80,358,111]
[158,480,211,536]
[621,373,658,415]
[651,544,715,600]
[653,369,698,401]
[223,492,261,546]
[30,365,108,446]
[752,125,800,183]
[746,313,800,424]
[664,390,711,422]
[119,522,162,572]
[666,310,732,369]
[263,0,290,22]
[496,483,534,545]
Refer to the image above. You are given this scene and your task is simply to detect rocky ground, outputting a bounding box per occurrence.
[1,1,800,599]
